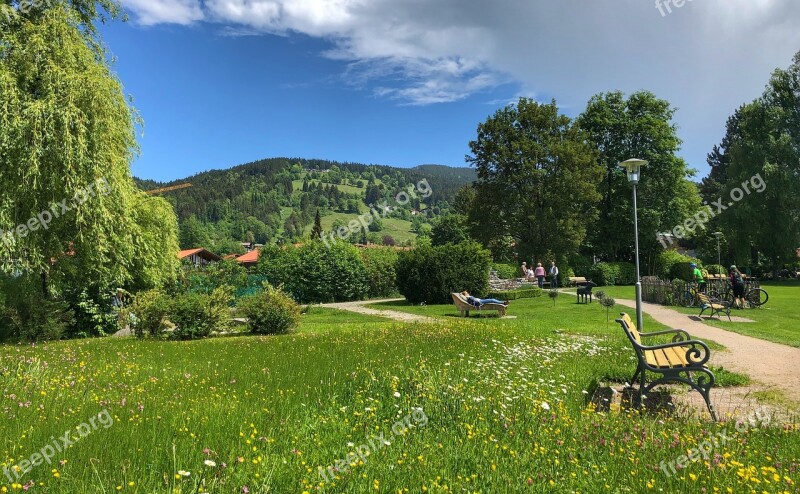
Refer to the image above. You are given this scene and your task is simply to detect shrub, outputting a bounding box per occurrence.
[71,289,118,337]
[548,289,559,306]
[0,275,73,341]
[168,286,233,340]
[670,259,703,282]
[178,259,249,297]
[705,264,726,276]
[361,247,399,298]
[653,250,702,281]
[486,288,542,300]
[492,263,518,280]
[129,289,172,337]
[258,242,368,303]
[589,262,636,286]
[238,285,300,335]
[396,241,491,305]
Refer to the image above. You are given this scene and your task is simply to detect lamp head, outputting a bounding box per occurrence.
[620,159,648,184]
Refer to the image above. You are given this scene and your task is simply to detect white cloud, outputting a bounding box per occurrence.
[123,0,204,25]
[120,0,800,167]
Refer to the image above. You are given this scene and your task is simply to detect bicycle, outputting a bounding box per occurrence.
[676,282,708,308]
[710,280,769,308]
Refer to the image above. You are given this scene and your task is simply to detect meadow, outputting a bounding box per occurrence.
[596,283,800,347]
[1,300,798,493]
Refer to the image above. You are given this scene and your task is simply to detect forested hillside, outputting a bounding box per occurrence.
[135,158,475,254]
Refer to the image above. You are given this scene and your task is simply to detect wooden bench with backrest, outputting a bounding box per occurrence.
[697,292,731,321]
[451,292,507,317]
[615,312,717,421]
[569,276,588,287]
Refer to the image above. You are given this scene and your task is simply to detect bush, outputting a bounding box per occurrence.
[238,285,300,335]
[361,247,399,298]
[396,241,491,305]
[258,242,369,303]
[169,286,232,340]
[653,250,702,281]
[492,263,518,280]
[0,275,73,341]
[705,264,726,276]
[486,288,542,300]
[589,262,636,286]
[129,289,172,337]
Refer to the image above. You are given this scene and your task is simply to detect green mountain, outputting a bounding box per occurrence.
[134,157,475,254]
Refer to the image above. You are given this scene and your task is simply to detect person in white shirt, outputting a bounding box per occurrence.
[550,261,559,289]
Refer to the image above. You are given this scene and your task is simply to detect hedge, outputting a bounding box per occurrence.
[396,241,491,305]
[486,288,543,300]
[492,263,519,280]
[589,262,636,286]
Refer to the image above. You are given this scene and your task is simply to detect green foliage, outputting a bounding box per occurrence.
[467,98,603,262]
[168,286,232,340]
[0,275,73,341]
[238,284,300,335]
[71,289,118,337]
[0,7,178,296]
[128,289,171,338]
[491,263,518,280]
[578,91,703,267]
[430,213,470,246]
[670,261,703,283]
[547,289,559,306]
[486,288,542,300]
[705,264,727,276]
[396,242,491,304]
[653,250,697,280]
[360,247,399,298]
[589,262,636,286]
[258,242,368,303]
[179,259,249,298]
[599,296,617,322]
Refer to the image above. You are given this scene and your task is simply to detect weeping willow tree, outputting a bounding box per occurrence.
[0,3,178,294]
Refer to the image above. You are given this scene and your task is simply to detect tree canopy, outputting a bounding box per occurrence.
[466,98,603,263]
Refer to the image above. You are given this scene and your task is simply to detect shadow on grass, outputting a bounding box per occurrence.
[588,385,678,418]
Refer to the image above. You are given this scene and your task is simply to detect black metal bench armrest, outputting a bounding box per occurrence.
[637,339,712,366]
[638,328,691,342]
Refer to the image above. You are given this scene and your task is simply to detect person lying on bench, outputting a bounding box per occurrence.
[460,291,509,307]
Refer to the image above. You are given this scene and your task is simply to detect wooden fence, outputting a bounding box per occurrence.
[641,276,760,307]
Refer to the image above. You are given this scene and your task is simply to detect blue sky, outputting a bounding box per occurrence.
[107,0,800,183]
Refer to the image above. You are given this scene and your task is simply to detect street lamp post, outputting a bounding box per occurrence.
[712,232,723,272]
[620,159,648,332]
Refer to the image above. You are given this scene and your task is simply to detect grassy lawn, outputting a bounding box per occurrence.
[592,283,800,348]
[0,300,796,493]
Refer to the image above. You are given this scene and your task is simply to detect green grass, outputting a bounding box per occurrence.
[0,298,796,493]
[594,283,800,348]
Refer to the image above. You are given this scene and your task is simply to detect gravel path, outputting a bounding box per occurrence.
[318,299,436,323]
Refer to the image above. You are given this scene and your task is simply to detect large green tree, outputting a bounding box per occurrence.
[466,98,603,263]
[700,51,800,271]
[0,5,178,293]
[577,91,702,272]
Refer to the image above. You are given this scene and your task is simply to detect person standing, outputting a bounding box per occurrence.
[729,265,746,309]
[690,263,706,293]
[520,261,528,279]
[550,261,559,289]
[534,262,546,288]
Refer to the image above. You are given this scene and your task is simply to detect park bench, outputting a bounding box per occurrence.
[697,292,731,321]
[615,312,717,421]
[569,276,588,287]
[451,292,507,317]
[576,280,598,303]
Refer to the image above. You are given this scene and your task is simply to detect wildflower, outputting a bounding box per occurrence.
[204,460,217,467]
[541,401,551,410]
[393,392,401,398]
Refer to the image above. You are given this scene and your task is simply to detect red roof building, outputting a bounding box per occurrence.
[235,249,260,269]
[178,248,221,266]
